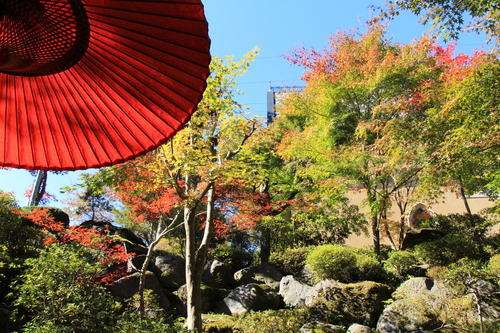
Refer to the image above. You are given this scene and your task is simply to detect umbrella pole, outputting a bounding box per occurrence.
[27,170,45,206]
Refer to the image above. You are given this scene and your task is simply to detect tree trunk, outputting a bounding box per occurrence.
[184,206,201,332]
[185,183,215,332]
[458,176,473,215]
[259,227,271,264]
[372,214,381,257]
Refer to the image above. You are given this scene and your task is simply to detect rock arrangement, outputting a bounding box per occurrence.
[85,221,497,332]
[112,247,471,333]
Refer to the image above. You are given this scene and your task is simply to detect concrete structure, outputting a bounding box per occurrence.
[345,190,495,247]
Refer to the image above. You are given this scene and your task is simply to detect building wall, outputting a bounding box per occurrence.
[344,190,495,247]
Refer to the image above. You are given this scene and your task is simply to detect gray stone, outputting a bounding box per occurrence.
[234,263,282,286]
[202,260,234,288]
[304,279,344,306]
[219,283,281,315]
[376,298,442,333]
[394,277,434,299]
[376,277,449,333]
[308,280,391,328]
[348,324,372,333]
[279,275,314,307]
[108,271,170,310]
[300,322,346,333]
[153,255,185,287]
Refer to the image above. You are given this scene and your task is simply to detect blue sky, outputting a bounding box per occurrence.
[0,0,490,208]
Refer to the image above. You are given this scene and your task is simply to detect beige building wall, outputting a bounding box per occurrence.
[344,190,496,247]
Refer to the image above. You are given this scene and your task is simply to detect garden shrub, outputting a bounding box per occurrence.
[422,214,493,245]
[384,250,420,279]
[13,242,118,332]
[413,234,480,266]
[352,246,384,281]
[202,314,235,333]
[306,244,382,283]
[269,247,312,276]
[306,244,357,282]
[115,313,185,333]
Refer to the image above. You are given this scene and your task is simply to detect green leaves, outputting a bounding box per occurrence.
[13,242,118,332]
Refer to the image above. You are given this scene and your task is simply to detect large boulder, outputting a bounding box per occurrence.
[376,277,448,333]
[234,263,282,286]
[348,324,372,333]
[177,283,229,316]
[279,275,314,307]
[202,260,235,288]
[307,280,392,328]
[219,284,281,315]
[108,271,170,310]
[152,255,186,288]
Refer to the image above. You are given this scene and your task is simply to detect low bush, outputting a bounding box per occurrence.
[306,244,356,282]
[413,234,481,266]
[306,244,383,283]
[352,246,385,281]
[269,247,312,276]
[384,250,420,279]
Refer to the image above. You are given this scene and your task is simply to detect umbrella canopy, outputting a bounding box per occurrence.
[0,0,211,171]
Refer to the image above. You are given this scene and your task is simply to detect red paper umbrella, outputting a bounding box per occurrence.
[0,0,211,171]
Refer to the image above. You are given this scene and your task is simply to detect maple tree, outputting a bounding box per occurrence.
[88,48,261,331]
[415,48,500,213]
[382,0,500,45]
[275,21,461,255]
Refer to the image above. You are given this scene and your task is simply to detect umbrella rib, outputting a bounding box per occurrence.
[89,12,206,60]
[88,14,210,79]
[33,77,61,169]
[83,46,185,131]
[41,75,81,169]
[70,65,147,157]
[59,69,119,167]
[89,36,194,120]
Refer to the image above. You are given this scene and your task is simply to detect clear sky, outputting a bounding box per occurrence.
[0,0,490,208]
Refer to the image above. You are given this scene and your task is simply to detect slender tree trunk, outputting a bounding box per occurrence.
[458,176,472,215]
[138,244,154,318]
[185,183,215,332]
[372,214,381,257]
[259,227,271,264]
[184,206,200,331]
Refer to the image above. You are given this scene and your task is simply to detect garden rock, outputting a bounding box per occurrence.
[304,279,344,305]
[219,283,281,315]
[376,277,449,333]
[300,321,346,333]
[108,271,170,310]
[279,275,314,307]
[177,283,229,315]
[394,277,434,298]
[202,260,234,288]
[308,280,392,327]
[347,324,372,333]
[234,263,283,286]
[153,255,186,288]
